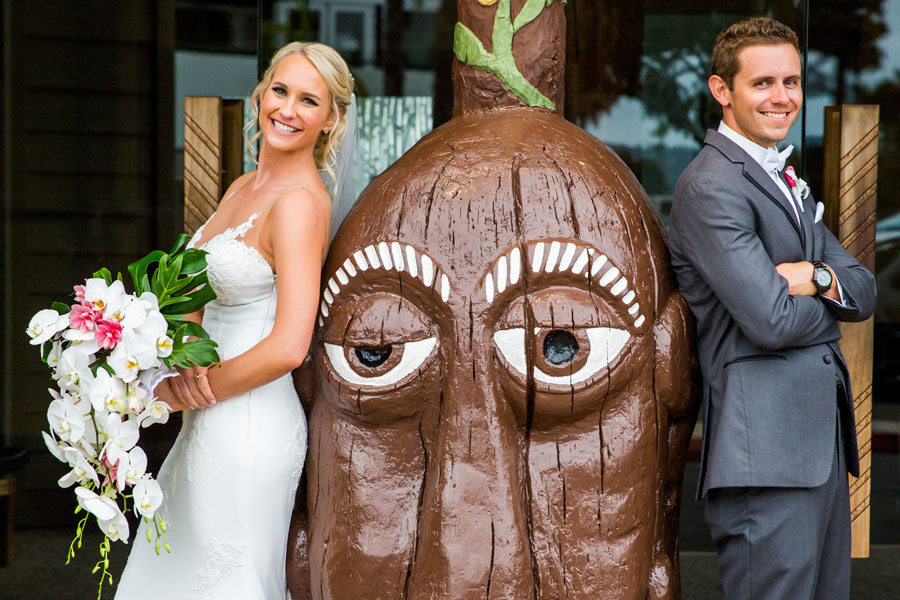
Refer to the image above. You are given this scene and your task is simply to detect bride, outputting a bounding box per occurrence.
[115,42,354,600]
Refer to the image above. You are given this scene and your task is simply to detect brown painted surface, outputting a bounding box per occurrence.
[290,2,698,598]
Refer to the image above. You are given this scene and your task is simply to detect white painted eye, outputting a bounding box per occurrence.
[493,327,630,385]
[324,338,437,387]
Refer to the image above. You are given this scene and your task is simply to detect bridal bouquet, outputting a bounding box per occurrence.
[27,234,219,598]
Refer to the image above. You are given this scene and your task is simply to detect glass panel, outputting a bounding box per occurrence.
[174,1,258,215]
[261,0,453,189]
[806,0,900,545]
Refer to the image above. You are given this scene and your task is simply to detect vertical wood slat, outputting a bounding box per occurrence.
[183,96,245,234]
[823,104,879,559]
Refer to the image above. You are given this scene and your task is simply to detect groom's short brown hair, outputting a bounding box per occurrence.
[711,18,800,89]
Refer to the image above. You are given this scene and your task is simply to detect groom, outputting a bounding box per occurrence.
[668,17,876,600]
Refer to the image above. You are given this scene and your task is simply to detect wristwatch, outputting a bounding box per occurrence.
[811,261,833,294]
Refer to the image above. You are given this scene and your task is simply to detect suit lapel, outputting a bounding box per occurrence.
[703,130,804,246]
[792,180,815,260]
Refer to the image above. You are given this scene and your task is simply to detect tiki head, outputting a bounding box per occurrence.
[299,2,698,599]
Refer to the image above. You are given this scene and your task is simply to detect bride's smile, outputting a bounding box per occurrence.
[259,54,335,155]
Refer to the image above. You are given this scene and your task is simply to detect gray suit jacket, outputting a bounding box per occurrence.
[668,130,876,499]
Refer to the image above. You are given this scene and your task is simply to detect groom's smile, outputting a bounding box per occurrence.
[709,42,802,148]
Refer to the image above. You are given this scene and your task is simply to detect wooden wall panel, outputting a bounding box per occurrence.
[3,0,175,527]
[183,97,245,234]
[823,104,879,558]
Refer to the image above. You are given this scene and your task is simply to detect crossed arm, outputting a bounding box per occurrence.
[670,175,875,351]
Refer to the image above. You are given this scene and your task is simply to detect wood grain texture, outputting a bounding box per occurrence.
[183,96,223,234]
[183,97,246,234]
[823,104,878,558]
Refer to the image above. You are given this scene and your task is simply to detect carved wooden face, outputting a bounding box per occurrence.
[307,109,695,600]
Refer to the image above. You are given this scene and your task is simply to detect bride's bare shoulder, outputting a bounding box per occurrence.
[219,171,257,208]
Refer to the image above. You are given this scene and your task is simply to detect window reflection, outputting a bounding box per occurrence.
[255,0,900,547]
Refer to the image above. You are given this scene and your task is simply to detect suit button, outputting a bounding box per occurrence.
[824,354,833,365]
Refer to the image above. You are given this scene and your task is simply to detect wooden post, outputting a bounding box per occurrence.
[823,104,878,558]
[183,97,245,234]
[0,477,14,566]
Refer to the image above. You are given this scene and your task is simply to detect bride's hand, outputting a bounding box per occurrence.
[170,365,217,409]
[154,379,189,413]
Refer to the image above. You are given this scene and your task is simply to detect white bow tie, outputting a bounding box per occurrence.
[762,144,794,174]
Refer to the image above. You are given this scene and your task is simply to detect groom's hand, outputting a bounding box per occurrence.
[775,261,817,296]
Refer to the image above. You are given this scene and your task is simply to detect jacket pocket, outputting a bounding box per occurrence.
[723,353,787,368]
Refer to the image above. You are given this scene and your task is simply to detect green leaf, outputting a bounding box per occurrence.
[180,248,209,275]
[171,339,220,367]
[127,250,165,294]
[52,301,71,315]
[180,320,211,340]
[169,233,191,255]
[92,268,112,284]
[169,283,216,316]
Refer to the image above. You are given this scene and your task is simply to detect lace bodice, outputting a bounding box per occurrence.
[188,213,276,306]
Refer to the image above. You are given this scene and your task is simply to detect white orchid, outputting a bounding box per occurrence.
[55,346,92,391]
[47,340,63,368]
[83,278,128,313]
[74,486,118,521]
[87,368,128,414]
[108,332,159,382]
[124,381,149,414]
[105,294,147,330]
[59,449,100,488]
[101,413,139,465]
[99,507,130,543]
[139,400,171,428]
[123,446,148,487]
[156,335,174,358]
[47,394,87,444]
[132,476,163,519]
[62,327,102,356]
[42,431,69,463]
[27,309,69,345]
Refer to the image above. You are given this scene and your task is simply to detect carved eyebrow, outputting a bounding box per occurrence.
[318,241,452,326]
[480,240,646,330]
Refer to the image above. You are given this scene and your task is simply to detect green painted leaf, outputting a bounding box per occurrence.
[453,0,556,110]
[512,0,545,32]
[454,23,494,69]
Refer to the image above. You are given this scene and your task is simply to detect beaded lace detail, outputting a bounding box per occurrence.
[189,213,275,306]
[188,537,246,600]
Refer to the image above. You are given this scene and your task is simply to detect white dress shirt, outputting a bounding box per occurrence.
[717,121,848,306]
[718,122,802,223]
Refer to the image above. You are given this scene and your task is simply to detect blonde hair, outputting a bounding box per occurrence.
[245,42,354,187]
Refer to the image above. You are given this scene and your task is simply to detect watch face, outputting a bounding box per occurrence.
[814,267,832,288]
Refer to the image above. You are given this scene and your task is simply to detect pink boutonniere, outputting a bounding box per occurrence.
[783,166,810,203]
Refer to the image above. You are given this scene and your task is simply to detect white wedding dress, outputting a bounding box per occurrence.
[116,213,307,600]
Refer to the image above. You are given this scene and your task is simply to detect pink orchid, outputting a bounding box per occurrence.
[74,284,86,304]
[102,455,120,488]
[95,319,124,349]
[784,166,798,188]
[70,304,101,332]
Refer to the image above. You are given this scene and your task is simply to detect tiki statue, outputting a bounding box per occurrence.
[291,1,698,598]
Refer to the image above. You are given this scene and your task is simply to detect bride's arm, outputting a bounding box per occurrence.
[187,190,327,402]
